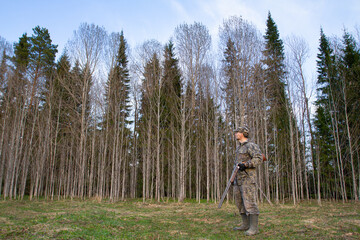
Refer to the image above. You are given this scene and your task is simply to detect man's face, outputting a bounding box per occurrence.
[235,131,242,140]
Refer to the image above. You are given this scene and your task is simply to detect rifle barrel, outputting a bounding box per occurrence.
[218,165,239,208]
[218,181,231,208]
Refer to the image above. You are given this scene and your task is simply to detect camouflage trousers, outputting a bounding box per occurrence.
[233,181,259,215]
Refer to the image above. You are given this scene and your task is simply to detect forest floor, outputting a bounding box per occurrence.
[0,198,359,239]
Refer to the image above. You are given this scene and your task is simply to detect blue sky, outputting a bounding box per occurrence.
[1,0,359,81]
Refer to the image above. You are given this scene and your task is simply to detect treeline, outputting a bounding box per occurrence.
[0,13,359,204]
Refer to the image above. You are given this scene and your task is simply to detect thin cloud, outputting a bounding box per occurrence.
[195,0,266,35]
[169,0,192,22]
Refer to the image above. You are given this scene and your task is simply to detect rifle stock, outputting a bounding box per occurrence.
[218,153,267,209]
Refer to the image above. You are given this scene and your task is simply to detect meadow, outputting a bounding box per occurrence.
[1,198,359,239]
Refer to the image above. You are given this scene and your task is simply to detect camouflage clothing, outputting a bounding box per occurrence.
[233,140,262,215]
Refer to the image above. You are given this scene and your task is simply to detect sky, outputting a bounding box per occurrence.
[0,0,359,86]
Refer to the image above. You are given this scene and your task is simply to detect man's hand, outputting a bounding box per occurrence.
[237,162,247,171]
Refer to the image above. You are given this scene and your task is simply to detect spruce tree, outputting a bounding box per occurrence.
[340,31,360,200]
[140,53,161,119]
[161,41,182,129]
[104,32,132,200]
[13,33,31,74]
[161,41,182,197]
[313,29,338,200]
[0,50,7,96]
[314,29,336,162]
[222,38,238,127]
[105,31,131,127]
[71,60,84,116]
[262,13,289,143]
[316,29,337,105]
[9,33,31,100]
[139,52,161,199]
[262,12,287,122]
[341,31,360,125]
[262,12,293,202]
[54,52,74,135]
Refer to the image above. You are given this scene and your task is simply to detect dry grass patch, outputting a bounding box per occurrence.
[168,230,188,236]
[193,217,222,224]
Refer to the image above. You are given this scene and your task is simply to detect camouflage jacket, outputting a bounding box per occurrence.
[234,140,262,184]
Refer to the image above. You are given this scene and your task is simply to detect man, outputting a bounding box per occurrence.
[233,126,263,236]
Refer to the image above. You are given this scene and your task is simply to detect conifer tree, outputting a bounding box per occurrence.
[161,40,182,198]
[139,52,161,200]
[314,29,339,202]
[105,31,131,127]
[0,34,31,199]
[30,26,58,77]
[222,38,238,127]
[28,26,58,107]
[341,31,360,129]
[339,31,360,200]
[0,50,7,100]
[262,12,288,123]
[262,12,292,202]
[13,33,31,74]
[54,52,74,136]
[8,33,31,100]
[70,60,84,118]
[161,41,181,129]
[104,31,132,201]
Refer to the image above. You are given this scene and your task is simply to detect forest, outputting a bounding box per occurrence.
[0,12,359,205]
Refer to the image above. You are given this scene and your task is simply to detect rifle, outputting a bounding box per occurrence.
[217,164,240,208]
[217,154,267,209]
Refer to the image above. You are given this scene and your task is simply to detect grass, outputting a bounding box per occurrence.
[0,198,359,239]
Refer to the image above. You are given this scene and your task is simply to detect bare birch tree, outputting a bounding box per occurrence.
[175,22,211,202]
[67,23,106,198]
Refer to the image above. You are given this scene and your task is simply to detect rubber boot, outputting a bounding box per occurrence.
[233,214,249,231]
[245,214,259,236]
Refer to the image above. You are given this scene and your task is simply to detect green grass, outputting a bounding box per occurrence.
[0,198,359,239]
